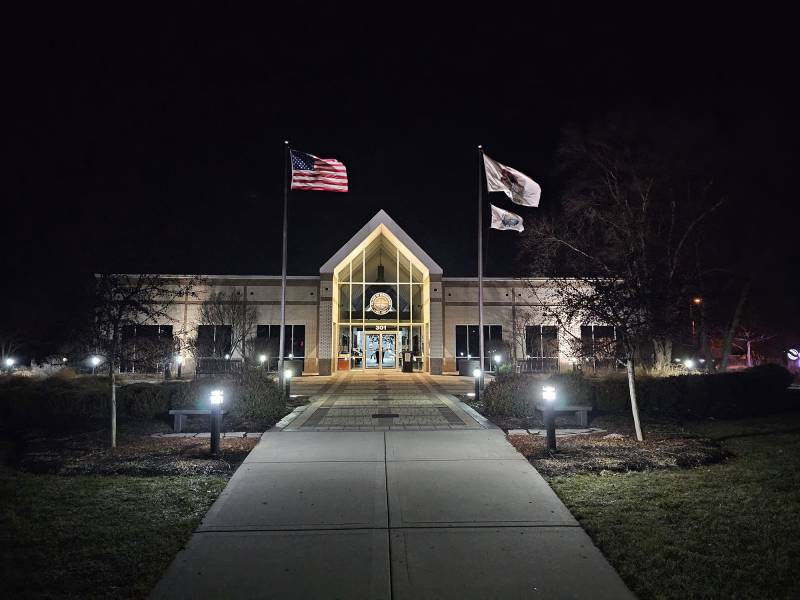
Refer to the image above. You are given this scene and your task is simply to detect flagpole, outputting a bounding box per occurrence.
[477,145,485,387]
[279,141,289,386]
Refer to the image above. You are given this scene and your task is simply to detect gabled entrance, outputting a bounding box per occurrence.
[318,210,444,375]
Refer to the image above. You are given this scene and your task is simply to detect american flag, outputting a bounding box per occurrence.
[290,150,348,192]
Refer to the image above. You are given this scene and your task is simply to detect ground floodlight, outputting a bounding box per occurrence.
[210,389,224,405]
[542,385,557,402]
[259,354,267,364]
[684,359,696,370]
[473,368,482,379]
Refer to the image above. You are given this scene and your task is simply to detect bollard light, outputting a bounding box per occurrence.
[541,385,557,451]
[494,354,502,365]
[210,389,224,405]
[175,355,184,378]
[5,357,14,368]
[684,359,696,370]
[542,385,557,402]
[284,369,293,399]
[209,389,224,457]
[259,354,267,364]
[473,368,482,403]
[90,355,101,375]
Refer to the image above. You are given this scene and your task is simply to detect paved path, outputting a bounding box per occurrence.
[152,373,633,599]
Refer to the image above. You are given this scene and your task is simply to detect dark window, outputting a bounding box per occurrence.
[196,325,232,357]
[525,325,558,358]
[456,325,503,362]
[255,324,305,358]
[120,324,174,372]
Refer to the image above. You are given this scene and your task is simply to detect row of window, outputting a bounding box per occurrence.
[454,324,618,359]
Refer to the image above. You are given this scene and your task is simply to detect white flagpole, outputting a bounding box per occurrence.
[478,145,485,387]
[279,141,289,385]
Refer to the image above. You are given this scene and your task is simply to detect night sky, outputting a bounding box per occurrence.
[5,5,798,358]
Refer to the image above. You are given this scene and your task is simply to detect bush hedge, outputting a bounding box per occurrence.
[480,364,795,419]
[0,372,286,425]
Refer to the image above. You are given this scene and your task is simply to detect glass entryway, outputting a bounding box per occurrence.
[365,333,398,369]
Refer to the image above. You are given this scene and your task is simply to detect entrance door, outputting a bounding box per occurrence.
[381,334,396,369]
[364,333,398,370]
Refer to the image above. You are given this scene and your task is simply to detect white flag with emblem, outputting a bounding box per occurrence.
[483,154,541,207]
[490,204,524,232]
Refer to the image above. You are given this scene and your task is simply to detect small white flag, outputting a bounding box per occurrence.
[483,154,541,207]
[490,204,524,232]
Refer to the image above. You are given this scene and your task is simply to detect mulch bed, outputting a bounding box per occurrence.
[7,427,259,477]
[508,432,729,477]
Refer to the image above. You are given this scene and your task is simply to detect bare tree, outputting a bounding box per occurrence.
[520,116,725,440]
[733,322,775,368]
[0,330,21,365]
[193,290,257,362]
[94,274,199,448]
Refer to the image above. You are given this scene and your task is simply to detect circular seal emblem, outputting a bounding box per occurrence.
[368,292,393,316]
[788,348,799,361]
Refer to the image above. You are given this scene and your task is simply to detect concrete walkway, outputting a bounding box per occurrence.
[152,374,633,599]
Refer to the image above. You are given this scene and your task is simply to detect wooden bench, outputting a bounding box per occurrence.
[535,403,592,427]
[169,409,227,433]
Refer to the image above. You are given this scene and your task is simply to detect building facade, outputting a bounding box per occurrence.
[154,210,614,376]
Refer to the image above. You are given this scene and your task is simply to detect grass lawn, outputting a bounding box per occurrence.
[548,414,800,599]
[0,469,227,599]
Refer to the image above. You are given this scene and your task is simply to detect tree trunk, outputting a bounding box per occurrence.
[652,337,673,372]
[110,364,117,449]
[626,358,644,441]
[746,340,752,368]
[720,279,751,372]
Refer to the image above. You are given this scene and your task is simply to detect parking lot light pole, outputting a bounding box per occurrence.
[473,368,482,403]
[210,389,223,457]
[542,385,557,452]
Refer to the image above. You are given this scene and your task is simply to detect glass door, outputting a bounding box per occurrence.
[365,333,381,369]
[381,334,397,369]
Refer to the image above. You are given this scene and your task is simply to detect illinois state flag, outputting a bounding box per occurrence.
[483,154,541,207]
[490,204,524,232]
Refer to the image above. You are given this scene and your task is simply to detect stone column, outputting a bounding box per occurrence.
[428,275,443,374]
[318,277,333,375]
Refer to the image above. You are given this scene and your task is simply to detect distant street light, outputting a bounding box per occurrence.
[542,385,557,451]
[209,389,224,457]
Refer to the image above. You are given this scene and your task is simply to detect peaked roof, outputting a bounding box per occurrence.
[320,209,443,276]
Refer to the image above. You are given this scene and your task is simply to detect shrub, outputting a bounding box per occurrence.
[483,373,537,417]
[229,371,286,421]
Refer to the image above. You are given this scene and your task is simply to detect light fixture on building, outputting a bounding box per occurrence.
[692,297,703,305]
